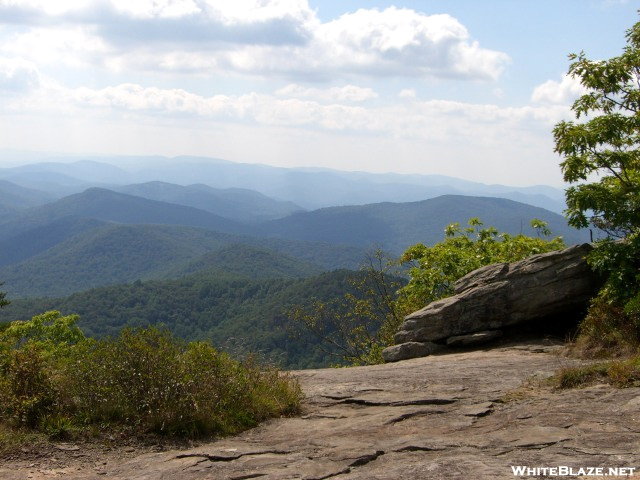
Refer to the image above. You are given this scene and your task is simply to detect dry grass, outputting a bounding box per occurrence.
[551,355,640,389]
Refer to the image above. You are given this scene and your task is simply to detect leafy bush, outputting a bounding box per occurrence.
[572,293,639,358]
[396,218,565,313]
[0,312,301,439]
[0,311,85,429]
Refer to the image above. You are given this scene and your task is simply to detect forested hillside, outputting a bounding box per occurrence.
[0,181,584,299]
[258,195,589,254]
[2,269,386,368]
[0,224,361,298]
[0,216,106,268]
[0,188,249,241]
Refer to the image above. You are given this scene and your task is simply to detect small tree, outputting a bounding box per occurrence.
[0,283,8,309]
[553,20,640,237]
[287,249,405,366]
[553,18,640,354]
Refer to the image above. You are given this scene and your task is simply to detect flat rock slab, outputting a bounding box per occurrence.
[381,341,445,363]
[2,345,640,480]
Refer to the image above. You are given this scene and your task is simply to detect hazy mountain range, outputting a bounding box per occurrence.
[0,155,566,212]
[0,154,587,302]
[0,154,591,367]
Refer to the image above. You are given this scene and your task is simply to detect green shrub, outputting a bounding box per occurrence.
[570,233,640,357]
[0,312,301,439]
[0,343,56,428]
[0,311,84,429]
[66,329,301,436]
[397,218,565,313]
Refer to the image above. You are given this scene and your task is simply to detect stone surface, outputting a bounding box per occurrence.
[381,341,444,362]
[3,343,639,480]
[393,244,599,346]
[446,330,503,347]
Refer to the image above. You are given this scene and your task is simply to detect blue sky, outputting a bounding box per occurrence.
[0,0,636,186]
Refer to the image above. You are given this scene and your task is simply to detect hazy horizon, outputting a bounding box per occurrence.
[0,149,570,189]
[0,1,635,186]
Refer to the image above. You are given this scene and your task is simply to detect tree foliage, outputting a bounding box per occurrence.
[0,283,8,309]
[287,250,406,366]
[553,20,640,237]
[396,218,565,313]
[553,18,640,352]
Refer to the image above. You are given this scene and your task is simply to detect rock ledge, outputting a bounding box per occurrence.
[383,244,600,362]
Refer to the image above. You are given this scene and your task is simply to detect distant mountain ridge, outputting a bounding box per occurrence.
[115,181,303,224]
[0,187,249,242]
[0,155,567,212]
[257,194,588,254]
[0,155,585,300]
[0,179,55,209]
[0,186,586,298]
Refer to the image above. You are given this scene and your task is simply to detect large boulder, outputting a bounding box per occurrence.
[383,243,601,362]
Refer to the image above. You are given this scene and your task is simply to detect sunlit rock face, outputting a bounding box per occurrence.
[384,243,600,362]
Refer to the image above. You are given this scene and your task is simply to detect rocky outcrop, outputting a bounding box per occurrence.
[5,344,639,480]
[383,243,600,362]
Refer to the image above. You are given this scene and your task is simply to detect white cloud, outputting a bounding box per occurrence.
[109,0,200,19]
[398,88,416,99]
[0,76,571,185]
[62,83,373,130]
[1,27,110,68]
[310,8,509,80]
[275,84,378,102]
[0,0,96,16]
[186,7,510,81]
[202,0,315,25]
[5,80,566,139]
[0,57,41,93]
[0,0,315,24]
[108,0,315,24]
[0,2,508,81]
[531,74,587,104]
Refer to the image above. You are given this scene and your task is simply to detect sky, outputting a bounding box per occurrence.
[0,0,636,186]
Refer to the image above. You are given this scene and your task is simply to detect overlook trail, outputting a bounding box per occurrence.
[3,342,640,479]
